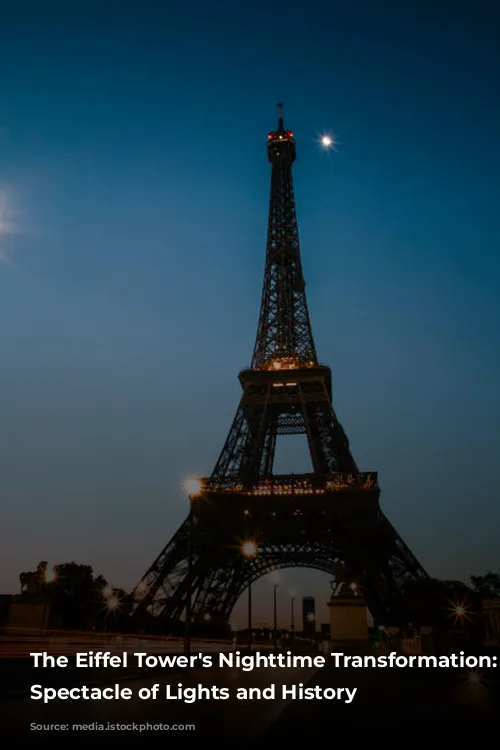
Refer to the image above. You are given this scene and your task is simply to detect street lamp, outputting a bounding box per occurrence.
[306,611,315,640]
[44,567,57,584]
[241,540,258,649]
[42,566,57,631]
[273,584,279,647]
[183,477,203,658]
[290,596,296,639]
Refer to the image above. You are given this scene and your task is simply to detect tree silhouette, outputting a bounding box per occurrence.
[37,561,132,630]
[470,571,500,597]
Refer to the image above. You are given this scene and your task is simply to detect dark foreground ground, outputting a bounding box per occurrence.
[261,655,500,743]
[1,649,498,745]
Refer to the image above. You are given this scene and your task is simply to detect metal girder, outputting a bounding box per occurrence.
[252,115,316,369]
[131,106,429,631]
[132,497,428,626]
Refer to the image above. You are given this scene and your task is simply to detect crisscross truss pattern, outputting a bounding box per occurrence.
[131,107,430,630]
[252,119,317,369]
[131,495,428,625]
[211,367,358,479]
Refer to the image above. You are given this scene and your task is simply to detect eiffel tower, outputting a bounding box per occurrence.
[132,105,429,628]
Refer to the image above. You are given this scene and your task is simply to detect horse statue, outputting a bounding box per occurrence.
[330,560,361,598]
[19,561,48,597]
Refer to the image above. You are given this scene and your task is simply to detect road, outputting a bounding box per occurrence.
[0,632,232,659]
[2,641,498,744]
[261,654,500,741]
[2,660,320,746]
[0,634,234,697]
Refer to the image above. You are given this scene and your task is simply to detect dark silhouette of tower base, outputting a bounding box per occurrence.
[132,106,429,628]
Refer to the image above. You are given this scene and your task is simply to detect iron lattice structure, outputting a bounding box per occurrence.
[132,105,429,628]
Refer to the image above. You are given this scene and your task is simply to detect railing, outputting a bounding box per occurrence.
[202,472,378,495]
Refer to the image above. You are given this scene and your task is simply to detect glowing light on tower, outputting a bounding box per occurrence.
[241,540,258,558]
[183,478,202,496]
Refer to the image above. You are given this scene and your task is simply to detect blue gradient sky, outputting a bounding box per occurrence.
[1,1,499,626]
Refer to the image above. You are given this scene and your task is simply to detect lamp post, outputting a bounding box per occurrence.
[273,584,279,647]
[248,583,252,638]
[42,566,57,632]
[290,596,295,640]
[183,478,202,659]
[306,611,315,642]
[241,541,258,649]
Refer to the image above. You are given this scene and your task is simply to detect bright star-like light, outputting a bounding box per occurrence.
[107,596,119,611]
[445,598,472,626]
[241,540,258,558]
[465,669,483,686]
[318,132,339,151]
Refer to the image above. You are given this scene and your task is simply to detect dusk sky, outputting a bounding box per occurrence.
[1,1,499,627]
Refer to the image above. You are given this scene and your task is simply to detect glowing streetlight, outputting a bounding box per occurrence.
[183,476,203,659]
[44,567,57,584]
[446,598,472,626]
[466,669,481,685]
[102,584,113,598]
[107,596,119,611]
[241,540,259,647]
[290,596,296,638]
[269,569,280,584]
[203,612,211,622]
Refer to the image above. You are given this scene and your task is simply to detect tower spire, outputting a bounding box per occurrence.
[277,101,284,129]
[131,108,430,632]
[252,107,317,369]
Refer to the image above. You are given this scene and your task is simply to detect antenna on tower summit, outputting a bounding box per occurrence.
[277,102,284,129]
